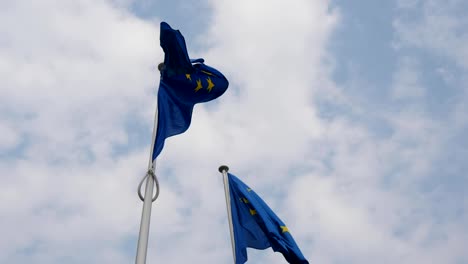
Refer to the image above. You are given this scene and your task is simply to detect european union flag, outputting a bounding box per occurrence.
[152,22,229,160]
[228,173,309,264]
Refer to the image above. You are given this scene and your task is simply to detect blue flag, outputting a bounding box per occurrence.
[152,22,229,160]
[228,173,309,264]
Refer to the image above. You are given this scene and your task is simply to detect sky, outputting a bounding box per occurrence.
[1,0,467,263]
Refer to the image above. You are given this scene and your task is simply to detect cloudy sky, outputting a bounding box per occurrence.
[1,0,467,263]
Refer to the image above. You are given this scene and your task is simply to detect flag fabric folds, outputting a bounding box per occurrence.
[152,22,229,160]
[227,173,309,264]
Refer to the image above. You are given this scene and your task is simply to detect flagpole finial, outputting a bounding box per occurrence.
[158,62,165,72]
[218,165,229,173]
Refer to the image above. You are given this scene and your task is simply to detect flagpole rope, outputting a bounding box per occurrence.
[138,170,160,202]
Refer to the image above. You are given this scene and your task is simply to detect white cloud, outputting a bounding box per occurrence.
[1,0,468,263]
[0,121,20,151]
[391,57,425,99]
[0,0,160,263]
[0,0,160,164]
[393,0,468,69]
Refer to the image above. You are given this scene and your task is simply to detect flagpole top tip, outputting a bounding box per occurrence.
[218,165,229,173]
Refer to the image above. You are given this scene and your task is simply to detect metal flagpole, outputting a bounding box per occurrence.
[218,165,236,264]
[135,100,160,264]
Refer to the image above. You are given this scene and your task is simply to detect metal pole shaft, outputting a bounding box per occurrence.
[219,165,236,264]
[135,101,159,264]
[135,172,154,264]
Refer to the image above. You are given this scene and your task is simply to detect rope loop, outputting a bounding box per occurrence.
[138,170,160,202]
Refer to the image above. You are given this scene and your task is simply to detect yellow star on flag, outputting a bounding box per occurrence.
[194,79,203,92]
[206,77,215,92]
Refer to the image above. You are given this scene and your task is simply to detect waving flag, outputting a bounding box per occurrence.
[227,173,309,264]
[152,22,229,160]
